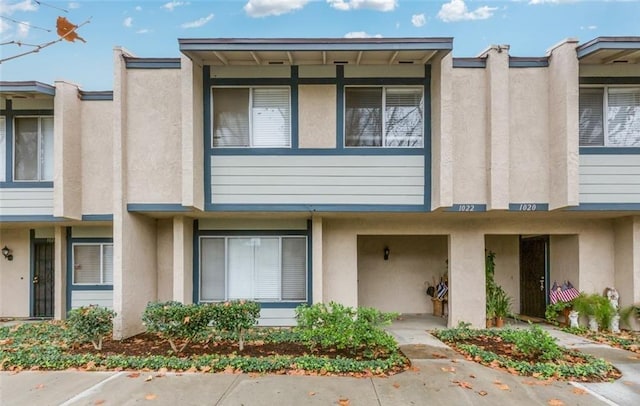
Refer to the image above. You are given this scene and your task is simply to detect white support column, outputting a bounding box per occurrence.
[173,216,193,304]
[615,216,640,331]
[448,230,486,328]
[312,215,323,304]
[53,226,67,319]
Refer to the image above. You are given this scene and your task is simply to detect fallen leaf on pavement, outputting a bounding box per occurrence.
[478,390,488,396]
[308,391,316,396]
[469,374,476,379]
[145,393,157,400]
[392,383,400,389]
[495,383,510,391]
[145,375,153,382]
[410,366,421,372]
[453,380,473,390]
[94,400,105,405]
[623,381,634,386]
[338,398,350,406]
[200,366,212,373]
[431,352,447,359]
[35,383,45,390]
[547,399,564,406]
[572,387,586,395]
[441,367,456,373]
[127,372,141,378]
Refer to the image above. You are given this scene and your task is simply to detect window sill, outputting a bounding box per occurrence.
[0,181,54,188]
[579,147,640,154]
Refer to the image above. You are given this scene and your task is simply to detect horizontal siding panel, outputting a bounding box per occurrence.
[0,189,55,199]
[257,308,296,326]
[211,155,425,206]
[0,188,54,216]
[0,199,54,208]
[579,154,640,204]
[71,290,114,309]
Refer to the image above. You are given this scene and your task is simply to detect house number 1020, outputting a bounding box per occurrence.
[519,203,537,211]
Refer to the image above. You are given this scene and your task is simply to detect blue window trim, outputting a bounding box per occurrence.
[66,230,114,312]
[81,214,114,221]
[206,204,428,212]
[580,147,640,154]
[1,101,55,186]
[452,58,486,68]
[0,215,62,222]
[192,220,313,307]
[127,203,192,212]
[579,77,640,85]
[566,203,640,211]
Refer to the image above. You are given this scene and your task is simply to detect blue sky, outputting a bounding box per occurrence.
[0,0,638,90]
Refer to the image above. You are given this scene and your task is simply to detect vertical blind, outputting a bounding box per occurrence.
[252,88,291,147]
[607,88,640,147]
[73,244,113,285]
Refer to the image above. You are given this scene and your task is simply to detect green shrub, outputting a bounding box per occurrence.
[545,301,573,325]
[500,325,563,361]
[295,302,398,358]
[209,300,260,351]
[142,301,212,353]
[66,305,116,350]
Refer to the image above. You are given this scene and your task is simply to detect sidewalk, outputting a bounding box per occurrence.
[0,316,638,406]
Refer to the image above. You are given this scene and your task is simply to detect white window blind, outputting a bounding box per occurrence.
[200,238,225,301]
[41,117,54,180]
[607,88,640,147]
[0,117,5,182]
[345,88,382,146]
[385,88,423,147]
[73,244,113,285]
[253,238,280,300]
[228,238,254,299]
[252,88,290,147]
[282,237,306,300]
[14,117,54,181]
[103,245,114,284]
[579,89,604,146]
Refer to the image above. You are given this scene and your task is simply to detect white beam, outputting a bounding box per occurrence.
[213,51,228,65]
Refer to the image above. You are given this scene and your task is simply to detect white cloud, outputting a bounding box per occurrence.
[580,25,597,30]
[16,20,29,37]
[437,0,497,22]
[344,31,383,38]
[68,2,80,9]
[529,0,576,4]
[244,0,309,17]
[136,28,151,34]
[411,13,426,27]
[1,0,38,15]
[181,13,214,28]
[328,0,397,12]
[162,1,188,11]
[123,17,133,28]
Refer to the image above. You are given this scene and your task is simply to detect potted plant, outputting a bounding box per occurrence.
[486,290,496,328]
[572,293,614,332]
[493,287,512,328]
[545,301,573,326]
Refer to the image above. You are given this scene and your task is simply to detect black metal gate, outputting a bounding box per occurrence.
[33,239,54,318]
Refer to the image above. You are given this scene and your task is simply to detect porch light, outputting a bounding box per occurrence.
[2,246,13,261]
[384,247,390,261]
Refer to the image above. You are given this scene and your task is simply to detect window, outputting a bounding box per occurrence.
[200,236,307,302]
[345,86,423,147]
[73,243,113,285]
[212,87,291,147]
[14,116,54,181]
[579,87,640,147]
[0,116,5,182]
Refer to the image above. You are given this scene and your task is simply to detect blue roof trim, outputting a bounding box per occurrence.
[179,38,453,52]
[0,215,64,222]
[127,203,192,212]
[508,203,549,211]
[444,204,487,212]
[81,214,114,221]
[580,147,640,154]
[206,204,428,212]
[452,58,486,68]
[69,285,113,291]
[79,91,113,101]
[579,77,640,85]
[566,203,640,211]
[0,81,55,96]
[124,58,181,69]
[577,37,640,59]
[210,148,425,156]
[0,181,53,188]
[509,57,549,68]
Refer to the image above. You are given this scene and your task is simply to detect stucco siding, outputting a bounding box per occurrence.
[579,154,640,203]
[298,85,336,148]
[0,188,54,215]
[71,290,113,309]
[211,155,424,205]
[81,100,113,215]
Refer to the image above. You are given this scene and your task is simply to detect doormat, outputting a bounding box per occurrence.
[514,315,545,323]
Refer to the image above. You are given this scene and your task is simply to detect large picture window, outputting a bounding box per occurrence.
[73,243,113,285]
[579,87,640,147]
[14,116,54,181]
[212,87,291,148]
[200,236,307,302]
[345,86,423,147]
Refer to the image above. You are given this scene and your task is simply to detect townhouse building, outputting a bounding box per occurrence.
[1,36,639,338]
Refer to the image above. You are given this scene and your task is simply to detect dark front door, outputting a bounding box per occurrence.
[519,236,548,318]
[33,239,54,318]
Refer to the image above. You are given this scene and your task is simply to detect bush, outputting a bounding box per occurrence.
[209,300,260,351]
[295,302,398,358]
[142,301,212,353]
[501,325,563,361]
[66,305,116,350]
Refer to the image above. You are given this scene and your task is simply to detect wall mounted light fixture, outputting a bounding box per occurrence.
[2,246,13,261]
[383,247,390,261]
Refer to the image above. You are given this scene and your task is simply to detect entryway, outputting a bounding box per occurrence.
[32,239,54,318]
[519,236,549,319]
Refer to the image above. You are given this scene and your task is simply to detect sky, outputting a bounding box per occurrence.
[0,0,639,90]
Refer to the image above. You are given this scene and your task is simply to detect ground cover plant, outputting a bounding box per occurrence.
[0,302,408,376]
[433,323,619,382]
[562,326,640,354]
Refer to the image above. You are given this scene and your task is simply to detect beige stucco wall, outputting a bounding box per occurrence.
[580,64,640,77]
[181,55,204,210]
[156,219,173,302]
[81,100,113,215]
[126,69,182,204]
[614,217,640,330]
[357,235,447,314]
[298,85,336,148]
[322,220,358,307]
[431,54,454,209]
[173,216,193,304]
[451,67,486,203]
[11,98,53,110]
[485,235,520,314]
[577,222,615,292]
[0,228,31,317]
[509,69,549,203]
[549,235,579,293]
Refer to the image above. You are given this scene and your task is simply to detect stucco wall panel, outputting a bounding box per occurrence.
[157,219,173,302]
[580,64,640,77]
[578,222,615,293]
[81,100,113,214]
[485,235,520,314]
[298,85,336,148]
[126,69,182,204]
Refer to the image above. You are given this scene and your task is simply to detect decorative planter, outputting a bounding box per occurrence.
[432,298,443,317]
[569,310,580,328]
[486,318,494,328]
[610,314,620,333]
[495,317,504,328]
[588,315,599,332]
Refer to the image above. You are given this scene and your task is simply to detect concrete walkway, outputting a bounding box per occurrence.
[0,316,638,406]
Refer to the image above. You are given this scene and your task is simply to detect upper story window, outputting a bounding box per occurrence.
[14,116,54,181]
[73,243,114,285]
[579,87,640,147]
[212,87,291,148]
[345,86,423,148]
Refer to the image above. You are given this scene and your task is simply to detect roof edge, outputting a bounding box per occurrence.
[0,81,55,96]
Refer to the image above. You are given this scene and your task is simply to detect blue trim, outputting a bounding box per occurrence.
[209,148,424,155]
[579,77,640,85]
[0,215,63,222]
[306,218,312,305]
[444,204,487,212]
[298,78,336,85]
[424,64,431,211]
[452,58,486,68]
[124,57,181,69]
[199,229,307,236]
[1,109,54,116]
[81,214,114,221]
[204,65,213,211]
[3,101,11,182]
[577,39,640,59]
[210,78,293,86]
[259,302,306,309]
[192,219,200,304]
[79,91,113,101]
[343,78,425,86]
[0,81,55,96]
[336,65,344,150]
[508,57,549,68]
[65,227,71,313]
[566,203,640,211]
[67,234,114,312]
[29,229,35,317]
[580,147,640,154]
[206,204,428,212]
[0,181,53,188]
[508,203,549,211]
[291,65,299,149]
[69,285,114,291]
[127,204,192,212]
